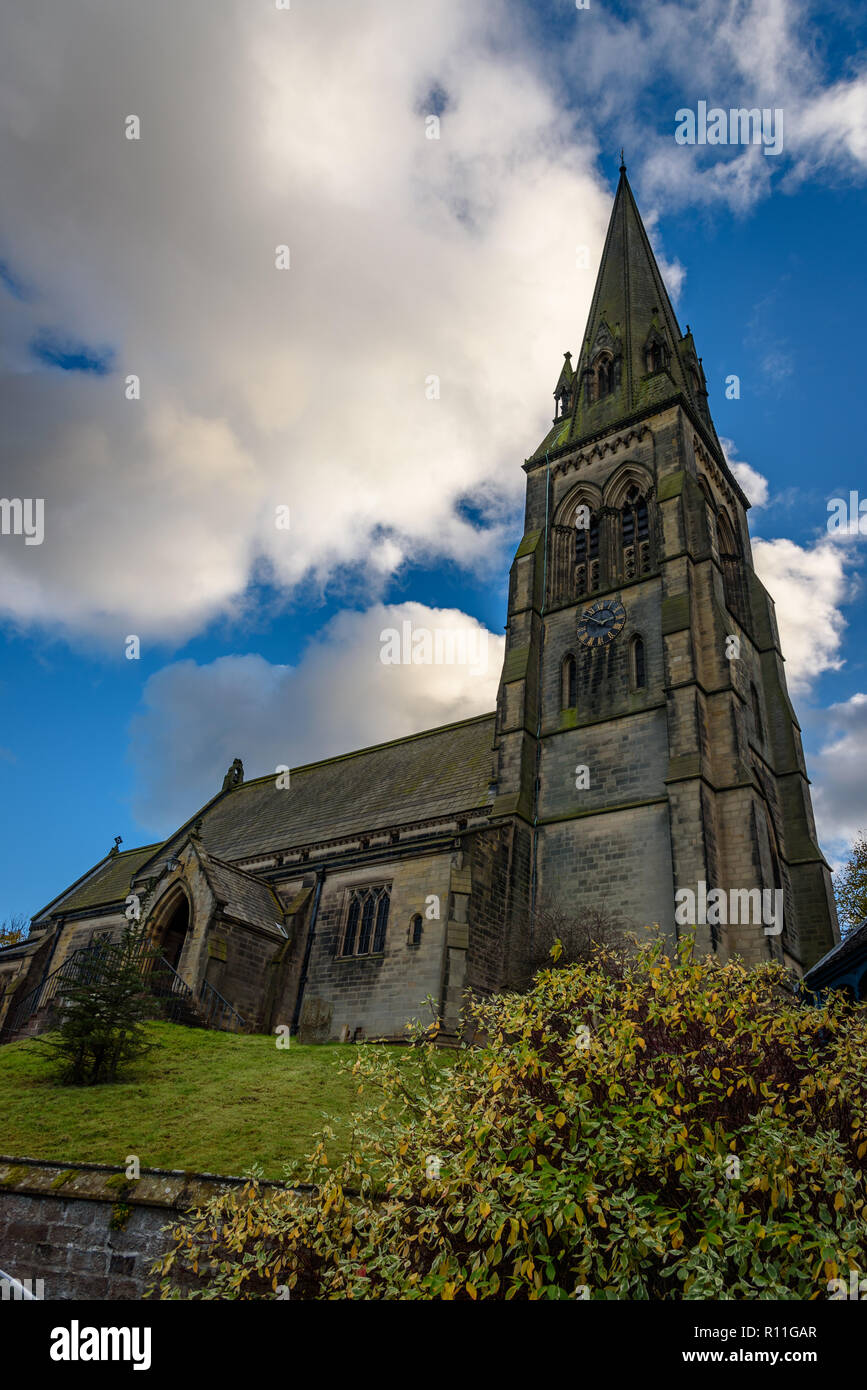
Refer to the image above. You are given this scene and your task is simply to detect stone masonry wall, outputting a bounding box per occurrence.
[0,1156,270,1301]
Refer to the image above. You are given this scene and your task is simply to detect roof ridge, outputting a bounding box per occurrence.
[206,849,278,888]
[235,710,496,788]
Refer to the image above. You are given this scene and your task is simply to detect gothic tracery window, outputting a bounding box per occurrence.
[620,485,651,580]
[575,513,600,594]
[340,885,390,957]
[584,353,617,404]
[717,510,747,626]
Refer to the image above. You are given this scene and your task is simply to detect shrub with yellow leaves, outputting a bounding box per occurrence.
[153,937,867,1300]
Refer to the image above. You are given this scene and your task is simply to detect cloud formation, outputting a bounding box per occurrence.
[0,0,614,645]
[721,437,769,508]
[128,601,503,832]
[8,0,861,646]
[564,0,867,213]
[751,536,852,694]
[811,692,867,852]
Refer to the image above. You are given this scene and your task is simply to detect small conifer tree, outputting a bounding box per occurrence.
[39,923,156,1085]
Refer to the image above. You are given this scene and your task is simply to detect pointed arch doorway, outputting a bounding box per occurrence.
[148,887,192,974]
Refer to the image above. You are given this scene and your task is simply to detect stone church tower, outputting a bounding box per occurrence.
[490,162,838,972]
[1,166,839,1049]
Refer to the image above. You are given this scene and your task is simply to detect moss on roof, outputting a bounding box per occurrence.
[37,843,163,918]
[172,713,497,864]
[43,716,498,917]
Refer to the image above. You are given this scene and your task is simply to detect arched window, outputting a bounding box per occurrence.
[631,635,646,689]
[408,914,423,948]
[561,654,577,708]
[646,340,665,374]
[586,353,616,403]
[620,485,651,580]
[575,513,600,594]
[717,511,746,625]
[750,682,764,742]
[340,885,390,957]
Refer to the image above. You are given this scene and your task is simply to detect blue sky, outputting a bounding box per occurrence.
[1,0,866,922]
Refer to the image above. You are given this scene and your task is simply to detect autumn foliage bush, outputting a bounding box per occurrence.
[154,937,867,1300]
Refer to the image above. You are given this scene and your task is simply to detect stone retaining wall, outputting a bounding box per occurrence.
[0,1155,272,1300]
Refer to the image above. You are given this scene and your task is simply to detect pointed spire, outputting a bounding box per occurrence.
[531,167,716,460]
[554,351,573,389]
[552,351,575,423]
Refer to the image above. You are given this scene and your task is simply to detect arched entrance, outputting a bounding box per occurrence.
[148,889,192,973]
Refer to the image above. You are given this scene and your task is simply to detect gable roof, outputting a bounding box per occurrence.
[198,853,285,931]
[38,714,497,918]
[158,712,496,865]
[32,843,163,921]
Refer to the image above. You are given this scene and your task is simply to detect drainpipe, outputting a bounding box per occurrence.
[291,868,324,1035]
[529,451,552,922]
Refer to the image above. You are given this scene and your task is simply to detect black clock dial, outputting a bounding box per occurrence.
[577,598,626,647]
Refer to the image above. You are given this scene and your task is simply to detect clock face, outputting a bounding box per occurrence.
[577,598,626,647]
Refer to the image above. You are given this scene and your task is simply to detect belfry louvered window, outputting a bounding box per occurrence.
[621,487,651,580]
[340,885,390,957]
[575,514,600,595]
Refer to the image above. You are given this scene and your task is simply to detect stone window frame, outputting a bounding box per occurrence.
[716,507,748,628]
[337,883,392,959]
[630,633,647,690]
[750,680,765,743]
[561,652,577,709]
[408,913,424,948]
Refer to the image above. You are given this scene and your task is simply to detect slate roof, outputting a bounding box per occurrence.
[38,715,497,918]
[805,921,867,984]
[199,854,285,931]
[33,844,163,920]
[166,712,497,864]
[0,937,41,962]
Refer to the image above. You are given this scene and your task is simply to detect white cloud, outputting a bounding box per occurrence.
[0,0,610,646]
[564,0,867,214]
[720,437,769,508]
[751,536,851,693]
[810,692,867,850]
[128,601,503,832]
[793,72,867,173]
[0,0,863,661]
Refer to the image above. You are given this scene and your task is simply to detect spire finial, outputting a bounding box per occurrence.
[619,148,626,173]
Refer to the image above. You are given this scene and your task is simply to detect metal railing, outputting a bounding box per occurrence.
[3,938,245,1037]
[199,977,246,1032]
[2,944,104,1037]
[145,954,197,1023]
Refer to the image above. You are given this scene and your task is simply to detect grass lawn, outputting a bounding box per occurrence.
[0,1022,411,1180]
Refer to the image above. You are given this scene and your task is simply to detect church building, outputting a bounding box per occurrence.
[0,167,839,1044]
